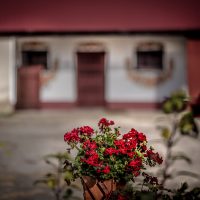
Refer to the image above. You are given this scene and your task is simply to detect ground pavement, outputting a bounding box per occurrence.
[0,109,200,200]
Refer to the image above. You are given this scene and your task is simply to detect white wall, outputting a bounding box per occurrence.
[105,36,187,102]
[17,36,187,103]
[0,38,16,112]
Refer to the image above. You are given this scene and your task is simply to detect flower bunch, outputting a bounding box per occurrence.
[64,118,162,182]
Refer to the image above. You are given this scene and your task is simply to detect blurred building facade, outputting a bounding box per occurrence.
[0,0,200,111]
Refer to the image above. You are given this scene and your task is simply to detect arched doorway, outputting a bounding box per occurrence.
[77,42,105,107]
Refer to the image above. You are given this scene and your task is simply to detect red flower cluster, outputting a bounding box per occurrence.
[146,149,163,165]
[81,150,100,167]
[96,166,111,174]
[128,157,142,177]
[64,125,94,144]
[81,140,100,167]
[104,147,118,155]
[101,165,111,174]
[142,172,159,185]
[82,140,97,150]
[123,128,146,143]
[79,126,94,136]
[98,118,114,128]
[64,118,163,182]
[64,128,80,143]
[100,128,148,161]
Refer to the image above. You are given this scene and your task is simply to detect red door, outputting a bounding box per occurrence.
[77,52,105,106]
[16,66,41,109]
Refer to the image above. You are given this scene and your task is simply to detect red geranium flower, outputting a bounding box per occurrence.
[80,126,94,136]
[82,151,100,167]
[128,158,142,168]
[64,128,80,143]
[133,171,140,177]
[85,150,97,156]
[127,151,135,158]
[82,140,97,150]
[126,139,137,150]
[119,148,128,154]
[123,128,138,140]
[141,145,147,151]
[114,139,125,148]
[146,150,163,165]
[98,118,114,127]
[102,165,110,174]
[138,132,147,142]
[104,147,117,155]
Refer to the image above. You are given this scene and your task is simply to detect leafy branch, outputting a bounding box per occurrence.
[34,152,81,200]
[159,90,199,186]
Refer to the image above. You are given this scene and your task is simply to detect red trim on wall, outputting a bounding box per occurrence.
[41,102,77,109]
[187,39,200,100]
[187,39,200,117]
[106,102,161,109]
[1,0,200,32]
[39,102,161,109]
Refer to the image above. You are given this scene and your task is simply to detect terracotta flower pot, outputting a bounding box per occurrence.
[81,176,116,200]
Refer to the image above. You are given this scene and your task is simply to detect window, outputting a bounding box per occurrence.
[22,50,48,70]
[136,42,164,70]
[21,42,49,70]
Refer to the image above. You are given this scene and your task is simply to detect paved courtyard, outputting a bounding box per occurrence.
[0,109,200,199]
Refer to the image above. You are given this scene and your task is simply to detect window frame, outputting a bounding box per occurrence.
[135,42,164,71]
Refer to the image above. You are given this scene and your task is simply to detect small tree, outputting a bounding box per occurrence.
[34,152,81,200]
[159,90,199,186]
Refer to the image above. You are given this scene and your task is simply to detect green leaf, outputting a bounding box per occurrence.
[173,99,184,112]
[181,123,193,134]
[136,150,143,157]
[163,100,173,114]
[171,90,187,99]
[64,171,73,183]
[171,98,181,112]
[179,112,199,137]
[162,90,188,113]
[161,127,171,140]
[47,179,56,189]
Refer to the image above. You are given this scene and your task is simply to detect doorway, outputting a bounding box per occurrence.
[77,52,105,106]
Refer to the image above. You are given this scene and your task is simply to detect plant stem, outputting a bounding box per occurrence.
[74,145,81,151]
[161,113,178,186]
[54,159,63,200]
[141,181,144,191]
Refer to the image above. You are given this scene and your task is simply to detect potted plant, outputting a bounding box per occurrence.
[64,118,163,200]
